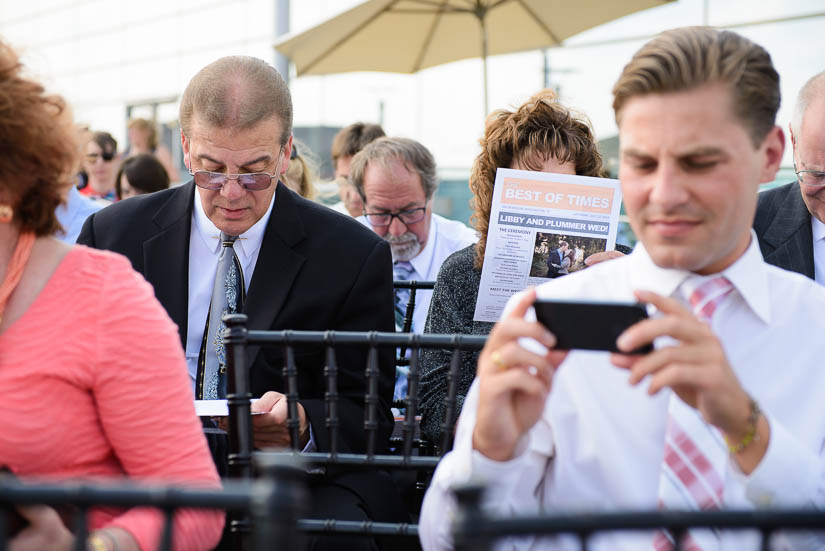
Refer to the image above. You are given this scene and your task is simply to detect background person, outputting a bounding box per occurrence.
[350,136,477,401]
[754,70,825,281]
[115,153,170,200]
[78,55,404,551]
[282,140,318,200]
[329,121,385,216]
[418,90,607,444]
[126,117,180,182]
[0,38,222,551]
[79,131,118,201]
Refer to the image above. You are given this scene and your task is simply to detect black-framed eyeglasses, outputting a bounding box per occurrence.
[795,161,825,187]
[85,151,115,163]
[364,206,426,227]
[187,150,280,191]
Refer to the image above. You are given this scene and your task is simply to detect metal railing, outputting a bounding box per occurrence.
[450,484,825,551]
[222,313,487,542]
[0,454,308,551]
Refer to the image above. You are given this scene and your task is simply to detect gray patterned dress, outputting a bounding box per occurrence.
[420,244,493,443]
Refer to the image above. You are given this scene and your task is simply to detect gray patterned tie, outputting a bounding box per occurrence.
[198,232,245,400]
[393,261,414,331]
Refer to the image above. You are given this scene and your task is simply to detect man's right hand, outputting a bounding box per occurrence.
[472,289,566,462]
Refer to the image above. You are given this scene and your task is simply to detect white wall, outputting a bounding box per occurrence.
[2,0,823,169]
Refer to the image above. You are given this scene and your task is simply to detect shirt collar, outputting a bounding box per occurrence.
[627,229,771,324]
[192,185,276,261]
[407,216,437,277]
[812,214,825,242]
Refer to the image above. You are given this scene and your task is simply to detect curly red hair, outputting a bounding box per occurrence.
[0,40,80,235]
[470,89,606,269]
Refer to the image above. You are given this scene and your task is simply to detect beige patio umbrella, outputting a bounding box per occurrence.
[274,0,673,114]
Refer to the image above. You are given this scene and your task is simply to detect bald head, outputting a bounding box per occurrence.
[179,56,293,145]
[792,71,825,136]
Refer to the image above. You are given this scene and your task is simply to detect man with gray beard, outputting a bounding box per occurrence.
[350,137,477,399]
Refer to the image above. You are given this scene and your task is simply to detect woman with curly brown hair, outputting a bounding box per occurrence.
[0,40,223,551]
[418,89,612,444]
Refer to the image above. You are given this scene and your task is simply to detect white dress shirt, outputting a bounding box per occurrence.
[420,233,825,550]
[185,189,275,387]
[359,213,477,332]
[810,215,825,286]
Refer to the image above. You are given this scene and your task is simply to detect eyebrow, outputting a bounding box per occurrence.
[799,160,825,171]
[679,146,727,157]
[620,148,652,159]
[197,153,273,170]
[621,146,728,158]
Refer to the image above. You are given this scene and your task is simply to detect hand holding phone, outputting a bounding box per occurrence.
[533,299,652,354]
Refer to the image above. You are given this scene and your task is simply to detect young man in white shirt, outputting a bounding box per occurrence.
[420,27,825,550]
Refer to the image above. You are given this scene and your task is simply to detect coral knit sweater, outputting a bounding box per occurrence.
[0,246,224,551]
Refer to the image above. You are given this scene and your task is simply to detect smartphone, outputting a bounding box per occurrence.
[533,299,652,354]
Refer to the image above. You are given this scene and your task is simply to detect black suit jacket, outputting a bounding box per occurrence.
[546,248,563,278]
[753,181,815,279]
[77,182,396,457]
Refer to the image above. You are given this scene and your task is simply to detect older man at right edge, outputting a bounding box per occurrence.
[421,27,825,550]
[754,71,825,280]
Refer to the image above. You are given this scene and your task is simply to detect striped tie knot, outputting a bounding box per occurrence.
[683,275,734,322]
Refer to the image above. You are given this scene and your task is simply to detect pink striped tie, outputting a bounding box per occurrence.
[653,276,734,551]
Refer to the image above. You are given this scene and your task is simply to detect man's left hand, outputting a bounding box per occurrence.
[610,290,769,471]
[217,391,309,449]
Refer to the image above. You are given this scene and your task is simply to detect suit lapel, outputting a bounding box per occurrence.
[761,182,814,278]
[245,182,307,365]
[142,183,195,348]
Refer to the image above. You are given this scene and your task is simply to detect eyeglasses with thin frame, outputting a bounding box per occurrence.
[187,150,282,191]
[364,206,426,227]
[795,161,825,187]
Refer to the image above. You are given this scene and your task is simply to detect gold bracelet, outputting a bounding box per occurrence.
[724,397,761,454]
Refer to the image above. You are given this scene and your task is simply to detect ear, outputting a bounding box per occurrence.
[758,125,785,184]
[181,130,190,170]
[279,135,294,176]
[788,122,799,163]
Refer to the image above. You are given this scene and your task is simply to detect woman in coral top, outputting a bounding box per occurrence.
[0,41,223,551]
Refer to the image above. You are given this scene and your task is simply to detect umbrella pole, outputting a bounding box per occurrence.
[480,11,489,117]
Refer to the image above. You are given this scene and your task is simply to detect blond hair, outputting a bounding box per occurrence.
[613,27,780,147]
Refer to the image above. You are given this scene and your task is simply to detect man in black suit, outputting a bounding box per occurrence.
[754,71,825,280]
[78,55,402,550]
[545,240,569,278]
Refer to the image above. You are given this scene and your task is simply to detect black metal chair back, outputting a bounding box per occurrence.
[450,484,825,551]
[392,280,435,387]
[222,314,486,542]
[0,459,307,551]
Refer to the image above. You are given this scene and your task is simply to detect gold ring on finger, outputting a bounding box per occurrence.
[491,350,507,371]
